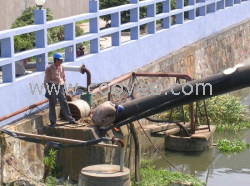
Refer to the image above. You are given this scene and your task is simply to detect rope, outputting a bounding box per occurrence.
[137,120,182,173]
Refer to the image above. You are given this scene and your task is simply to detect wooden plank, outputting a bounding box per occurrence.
[143,122,188,133]
[151,123,191,137]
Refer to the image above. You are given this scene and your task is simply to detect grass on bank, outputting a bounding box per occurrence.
[132,160,206,186]
[159,94,250,132]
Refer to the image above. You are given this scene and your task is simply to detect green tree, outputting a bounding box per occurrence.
[11,7,54,52]
[10,7,84,53]
[99,0,188,27]
[99,0,132,26]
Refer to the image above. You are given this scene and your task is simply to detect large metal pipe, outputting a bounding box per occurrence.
[114,64,250,126]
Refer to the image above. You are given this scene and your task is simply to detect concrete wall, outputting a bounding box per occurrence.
[0,0,89,31]
[0,107,140,184]
[0,110,51,184]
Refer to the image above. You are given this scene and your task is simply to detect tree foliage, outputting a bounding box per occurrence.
[99,0,132,26]
[11,7,54,52]
[10,7,84,53]
[99,0,188,27]
[99,0,151,25]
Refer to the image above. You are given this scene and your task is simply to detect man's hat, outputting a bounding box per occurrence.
[116,105,124,114]
[53,52,64,60]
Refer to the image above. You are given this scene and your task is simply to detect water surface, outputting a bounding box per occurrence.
[145,130,250,186]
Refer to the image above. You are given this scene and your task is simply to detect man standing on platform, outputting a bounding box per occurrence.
[44,52,78,126]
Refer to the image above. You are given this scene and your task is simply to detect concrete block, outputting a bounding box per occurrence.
[79,165,131,186]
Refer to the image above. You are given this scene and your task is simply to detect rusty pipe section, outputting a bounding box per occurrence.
[113,64,250,129]
[63,64,91,87]
[0,87,81,123]
[134,72,192,81]
[103,137,125,172]
[92,72,193,94]
[91,71,194,132]
[92,73,132,94]
[80,65,91,87]
[0,100,49,122]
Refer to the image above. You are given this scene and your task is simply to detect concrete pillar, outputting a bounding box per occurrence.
[198,0,206,17]
[35,9,48,71]
[89,0,100,53]
[207,3,216,14]
[147,4,156,34]
[162,0,170,29]
[217,0,225,10]
[188,0,196,20]
[1,37,14,82]
[64,23,76,62]
[176,0,184,24]
[226,0,234,7]
[176,0,184,9]
[111,12,121,46]
[78,164,131,186]
[130,0,139,40]
[234,0,241,4]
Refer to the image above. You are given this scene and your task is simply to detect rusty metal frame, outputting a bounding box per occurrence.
[92,72,197,134]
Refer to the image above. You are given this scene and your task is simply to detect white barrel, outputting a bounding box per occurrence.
[78,164,131,186]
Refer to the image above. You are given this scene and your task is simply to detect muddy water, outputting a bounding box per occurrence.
[144,130,250,186]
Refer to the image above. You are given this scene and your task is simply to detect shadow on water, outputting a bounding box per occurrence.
[144,130,250,186]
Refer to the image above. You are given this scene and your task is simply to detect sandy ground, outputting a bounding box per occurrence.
[79,19,131,49]
[79,19,107,33]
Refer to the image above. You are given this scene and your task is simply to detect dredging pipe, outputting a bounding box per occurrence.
[113,64,250,128]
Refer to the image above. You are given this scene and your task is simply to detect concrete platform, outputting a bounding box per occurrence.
[44,118,131,181]
[191,125,216,141]
[2,105,139,183]
[165,125,216,151]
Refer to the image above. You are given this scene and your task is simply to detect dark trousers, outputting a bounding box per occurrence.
[47,83,75,124]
